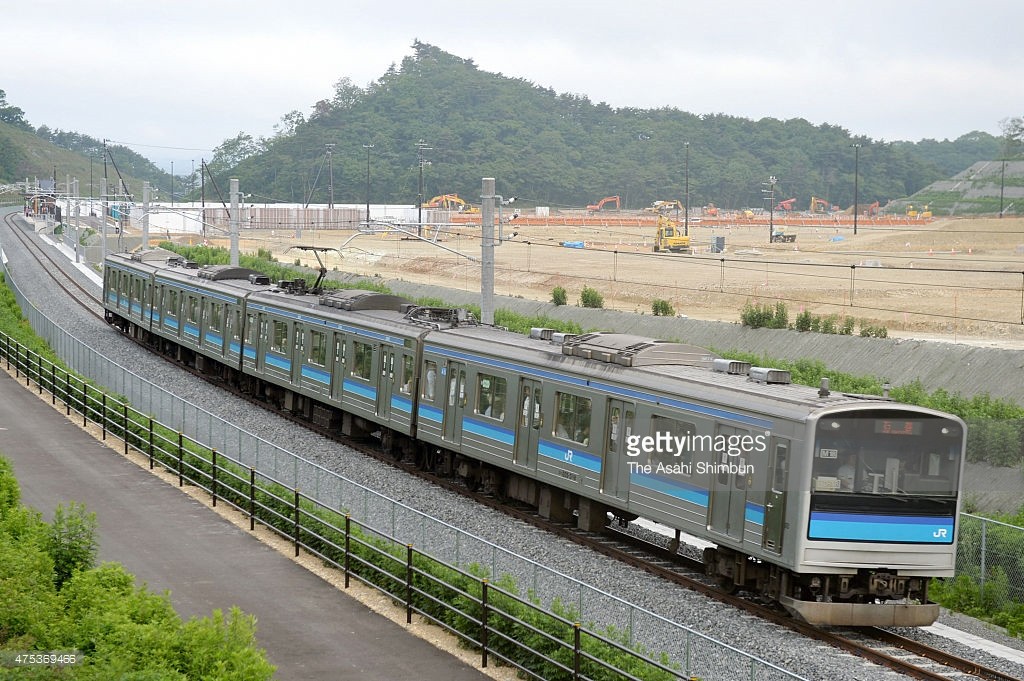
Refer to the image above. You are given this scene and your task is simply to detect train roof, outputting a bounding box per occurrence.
[423,323,937,424]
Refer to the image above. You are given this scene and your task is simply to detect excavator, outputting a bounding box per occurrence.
[775,198,797,211]
[422,194,480,213]
[653,215,691,254]
[809,196,832,213]
[586,195,620,212]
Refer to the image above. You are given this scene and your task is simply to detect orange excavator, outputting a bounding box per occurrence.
[586,195,620,212]
[775,198,797,211]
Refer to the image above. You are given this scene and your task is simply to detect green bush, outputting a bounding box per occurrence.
[651,299,675,316]
[579,286,604,308]
[47,501,97,589]
[551,286,567,306]
[794,309,813,332]
[740,301,788,329]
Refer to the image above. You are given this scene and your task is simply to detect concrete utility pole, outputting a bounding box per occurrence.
[230,178,240,266]
[480,177,496,326]
[101,175,108,265]
[142,182,151,249]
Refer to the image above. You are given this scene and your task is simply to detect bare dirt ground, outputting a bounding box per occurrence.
[208,215,1024,347]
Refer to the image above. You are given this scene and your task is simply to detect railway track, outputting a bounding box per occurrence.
[4,211,1020,681]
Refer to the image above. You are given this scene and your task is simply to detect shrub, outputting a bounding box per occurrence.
[651,299,675,316]
[551,286,567,306]
[47,501,98,588]
[794,310,813,332]
[741,301,788,329]
[579,286,604,308]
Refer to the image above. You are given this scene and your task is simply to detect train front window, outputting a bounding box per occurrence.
[812,411,963,496]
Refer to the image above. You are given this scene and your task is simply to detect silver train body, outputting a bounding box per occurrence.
[103,251,967,627]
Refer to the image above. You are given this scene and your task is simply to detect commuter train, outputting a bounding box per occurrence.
[103,249,967,627]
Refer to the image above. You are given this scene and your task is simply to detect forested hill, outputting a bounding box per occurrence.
[215,41,1001,211]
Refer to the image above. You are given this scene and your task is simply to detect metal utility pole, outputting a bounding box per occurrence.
[851,143,861,235]
[230,178,240,266]
[363,143,374,224]
[481,178,496,326]
[170,160,174,206]
[1000,159,1006,217]
[416,140,431,238]
[683,141,690,237]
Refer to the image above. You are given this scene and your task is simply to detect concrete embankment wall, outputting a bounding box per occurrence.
[366,276,1024,405]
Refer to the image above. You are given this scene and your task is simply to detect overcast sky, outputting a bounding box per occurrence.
[4,0,1021,171]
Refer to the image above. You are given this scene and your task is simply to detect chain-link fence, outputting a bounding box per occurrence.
[955,513,1024,609]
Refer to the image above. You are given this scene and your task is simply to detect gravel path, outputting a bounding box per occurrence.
[4,215,1023,681]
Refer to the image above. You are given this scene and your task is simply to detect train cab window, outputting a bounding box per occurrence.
[423,360,437,400]
[554,392,591,445]
[475,374,507,420]
[270,320,288,354]
[649,416,697,473]
[352,341,373,380]
[308,330,327,366]
[771,442,789,491]
[813,413,962,495]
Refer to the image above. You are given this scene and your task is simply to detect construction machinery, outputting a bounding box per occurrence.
[586,195,620,212]
[422,194,480,213]
[703,203,719,217]
[809,196,832,213]
[771,227,797,243]
[775,198,797,211]
[907,204,932,219]
[644,199,684,214]
[653,215,692,253]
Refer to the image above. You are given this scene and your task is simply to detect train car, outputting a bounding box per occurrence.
[102,251,966,627]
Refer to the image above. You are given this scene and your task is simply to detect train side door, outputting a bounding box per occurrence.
[762,439,789,553]
[708,425,748,541]
[513,379,543,469]
[600,400,634,500]
[442,360,467,444]
[292,323,306,385]
[376,344,397,418]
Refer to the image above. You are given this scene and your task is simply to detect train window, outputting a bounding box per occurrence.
[231,310,242,341]
[448,368,467,408]
[399,355,414,394]
[165,290,178,320]
[308,330,327,366]
[186,297,199,325]
[554,392,591,445]
[772,442,789,491]
[423,361,437,400]
[352,341,373,380]
[245,313,258,344]
[649,416,696,472]
[270,320,288,354]
[476,374,507,420]
[208,303,222,331]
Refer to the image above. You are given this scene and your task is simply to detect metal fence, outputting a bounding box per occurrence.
[956,513,1024,609]
[1,257,806,680]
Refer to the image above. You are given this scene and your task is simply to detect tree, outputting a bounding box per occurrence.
[0,89,31,130]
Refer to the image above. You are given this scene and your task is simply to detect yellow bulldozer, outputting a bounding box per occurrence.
[653,215,691,253]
